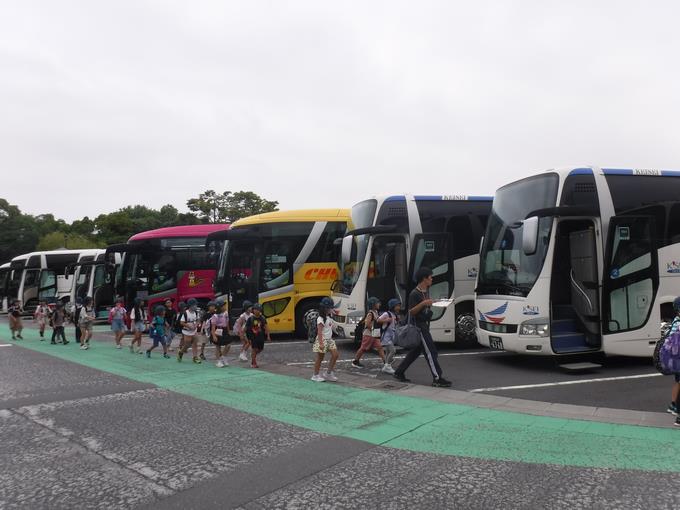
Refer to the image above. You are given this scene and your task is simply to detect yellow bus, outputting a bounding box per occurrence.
[208,209,351,336]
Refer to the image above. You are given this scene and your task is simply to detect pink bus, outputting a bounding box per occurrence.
[106,224,229,315]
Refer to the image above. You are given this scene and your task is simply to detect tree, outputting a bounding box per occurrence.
[0,199,40,262]
[186,190,278,223]
[36,232,104,250]
[186,190,230,223]
[223,191,278,222]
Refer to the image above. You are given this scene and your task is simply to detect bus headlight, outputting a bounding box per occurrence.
[347,311,363,324]
[519,321,549,337]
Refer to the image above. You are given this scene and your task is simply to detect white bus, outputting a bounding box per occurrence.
[332,194,492,345]
[476,167,680,357]
[68,250,120,319]
[10,249,100,313]
[0,262,11,313]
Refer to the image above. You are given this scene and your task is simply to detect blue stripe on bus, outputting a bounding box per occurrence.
[414,195,443,201]
[384,195,406,202]
[661,170,680,177]
[468,196,494,201]
[602,168,633,175]
[568,168,593,175]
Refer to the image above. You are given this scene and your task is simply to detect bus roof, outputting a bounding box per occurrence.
[129,224,230,242]
[233,209,350,227]
[378,194,494,202]
[0,262,10,269]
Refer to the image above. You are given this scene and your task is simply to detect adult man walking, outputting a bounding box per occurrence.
[393,267,452,387]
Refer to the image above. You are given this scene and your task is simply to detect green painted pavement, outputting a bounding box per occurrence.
[4,329,680,472]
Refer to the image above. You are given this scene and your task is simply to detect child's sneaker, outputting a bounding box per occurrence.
[239,352,248,362]
[63,340,69,345]
[216,360,224,368]
[80,344,87,350]
[145,350,151,358]
[200,353,206,361]
[193,357,201,364]
[311,374,325,382]
[351,359,364,368]
[17,334,23,340]
[221,357,229,367]
[381,363,396,374]
[163,353,170,359]
[50,340,56,345]
[675,417,680,427]
[84,343,90,350]
[323,371,338,382]
[667,403,678,416]
[177,351,183,362]
[115,344,122,349]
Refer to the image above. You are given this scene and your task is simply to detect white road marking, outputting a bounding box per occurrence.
[286,350,490,366]
[0,343,12,347]
[470,373,663,393]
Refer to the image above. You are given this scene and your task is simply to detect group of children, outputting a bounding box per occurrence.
[105,297,271,367]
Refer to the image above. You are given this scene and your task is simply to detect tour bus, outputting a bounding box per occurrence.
[475,166,680,357]
[332,195,492,345]
[9,249,97,313]
[68,249,121,319]
[208,209,351,336]
[0,262,11,313]
[106,224,229,316]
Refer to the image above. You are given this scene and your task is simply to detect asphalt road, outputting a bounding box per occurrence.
[3,333,680,509]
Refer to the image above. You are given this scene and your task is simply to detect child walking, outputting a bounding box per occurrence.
[199,301,216,361]
[245,303,270,368]
[146,306,170,358]
[71,297,83,345]
[8,299,24,340]
[163,299,176,351]
[177,298,201,363]
[109,298,127,349]
[377,298,400,374]
[665,296,680,426]
[34,300,50,339]
[211,299,231,368]
[50,303,68,345]
[129,298,147,354]
[233,300,253,362]
[172,301,186,353]
[79,296,96,350]
[352,297,387,369]
[311,297,339,382]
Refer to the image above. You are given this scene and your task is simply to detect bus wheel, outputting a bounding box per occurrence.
[296,301,320,340]
[455,309,477,348]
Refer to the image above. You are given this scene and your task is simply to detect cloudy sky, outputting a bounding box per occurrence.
[1,1,680,222]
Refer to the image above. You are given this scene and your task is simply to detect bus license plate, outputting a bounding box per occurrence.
[489,336,504,350]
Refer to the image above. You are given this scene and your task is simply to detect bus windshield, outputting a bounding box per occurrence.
[478,174,559,297]
[339,200,377,295]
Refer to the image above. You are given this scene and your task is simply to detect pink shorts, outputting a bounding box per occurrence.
[360,335,381,351]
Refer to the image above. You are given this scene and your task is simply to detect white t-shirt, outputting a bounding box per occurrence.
[316,315,333,341]
[181,310,199,336]
[130,307,146,323]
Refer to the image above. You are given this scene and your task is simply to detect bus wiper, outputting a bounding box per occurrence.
[491,280,526,296]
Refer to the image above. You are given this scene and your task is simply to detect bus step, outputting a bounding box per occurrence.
[558,362,602,372]
[552,319,578,334]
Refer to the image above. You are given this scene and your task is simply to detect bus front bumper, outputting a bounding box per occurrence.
[477,328,553,355]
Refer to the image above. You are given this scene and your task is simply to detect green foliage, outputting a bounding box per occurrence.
[0,189,279,263]
[186,190,278,223]
[36,232,105,251]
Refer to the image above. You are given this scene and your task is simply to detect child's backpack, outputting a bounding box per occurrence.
[353,316,367,345]
[658,330,680,374]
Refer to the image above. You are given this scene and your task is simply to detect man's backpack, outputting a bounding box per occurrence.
[353,317,366,345]
[658,330,680,375]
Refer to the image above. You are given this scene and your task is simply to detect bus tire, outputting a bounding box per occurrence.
[454,305,478,348]
[296,300,321,340]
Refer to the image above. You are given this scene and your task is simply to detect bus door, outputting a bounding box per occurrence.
[92,263,114,317]
[408,233,454,323]
[227,241,261,314]
[38,270,57,304]
[366,235,408,307]
[21,269,41,308]
[602,215,659,355]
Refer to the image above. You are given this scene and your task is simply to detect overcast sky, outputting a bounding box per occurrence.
[1,1,680,222]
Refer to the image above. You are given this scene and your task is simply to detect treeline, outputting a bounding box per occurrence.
[0,190,278,262]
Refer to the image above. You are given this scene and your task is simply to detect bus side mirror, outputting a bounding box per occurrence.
[522,216,539,255]
[341,235,353,265]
